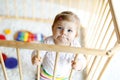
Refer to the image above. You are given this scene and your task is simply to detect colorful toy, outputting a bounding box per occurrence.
[4,29,11,35]
[0,34,6,40]
[15,31,45,42]
[4,57,18,69]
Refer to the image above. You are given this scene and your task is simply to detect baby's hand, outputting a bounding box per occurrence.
[31,55,41,65]
[71,60,82,71]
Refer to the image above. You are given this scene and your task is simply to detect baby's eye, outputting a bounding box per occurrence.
[68,29,72,32]
[57,27,62,30]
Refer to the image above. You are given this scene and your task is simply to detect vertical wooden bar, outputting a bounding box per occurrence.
[89,1,108,47]
[59,0,62,11]
[5,0,9,17]
[53,52,59,80]
[14,0,18,18]
[108,0,120,43]
[86,0,99,31]
[37,50,40,80]
[32,0,35,20]
[87,10,110,78]
[0,52,8,80]
[87,0,100,42]
[16,48,23,80]
[92,31,115,80]
[82,0,88,23]
[68,0,71,10]
[86,1,107,75]
[86,0,115,80]
[40,0,44,22]
[90,2,109,47]
[69,54,78,80]
[49,0,54,22]
[87,9,112,79]
[97,56,113,80]
[23,0,26,18]
[86,1,106,74]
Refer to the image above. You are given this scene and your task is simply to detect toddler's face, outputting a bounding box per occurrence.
[53,21,77,46]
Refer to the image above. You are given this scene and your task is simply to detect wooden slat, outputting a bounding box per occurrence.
[91,2,109,47]
[69,54,79,80]
[108,0,120,43]
[14,0,18,18]
[91,30,115,80]
[36,50,40,80]
[97,56,112,80]
[16,48,23,80]
[32,0,35,19]
[0,40,109,56]
[0,52,8,80]
[5,0,9,17]
[86,1,109,75]
[53,52,59,80]
[0,15,52,23]
[22,0,26,18]
[87,0,101,43]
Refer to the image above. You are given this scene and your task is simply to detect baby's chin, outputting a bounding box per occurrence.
[54,37,71,45]
[58,37,69,42]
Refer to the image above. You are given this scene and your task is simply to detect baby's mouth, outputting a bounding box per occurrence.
[58,36,68,42]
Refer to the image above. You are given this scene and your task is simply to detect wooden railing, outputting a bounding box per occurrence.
[0,0,120,80]
[0,40,113,80]
[85,0,120,80]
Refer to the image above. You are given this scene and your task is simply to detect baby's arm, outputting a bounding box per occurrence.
[71,54,86,71]
[31,36,49,65]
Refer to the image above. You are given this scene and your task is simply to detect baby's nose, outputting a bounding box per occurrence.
[62,30,67,35]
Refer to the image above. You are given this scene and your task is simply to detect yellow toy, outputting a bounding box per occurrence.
[4,29,11,35]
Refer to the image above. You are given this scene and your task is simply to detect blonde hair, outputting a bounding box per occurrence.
[52,11,81,37]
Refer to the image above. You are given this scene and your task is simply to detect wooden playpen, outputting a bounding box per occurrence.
[0,0,120,80]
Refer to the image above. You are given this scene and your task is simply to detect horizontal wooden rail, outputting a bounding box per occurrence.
[0,15,52,23]
[0,40,110,56]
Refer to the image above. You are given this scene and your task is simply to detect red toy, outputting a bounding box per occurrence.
[0,53,8,63]
[0,34,6,40]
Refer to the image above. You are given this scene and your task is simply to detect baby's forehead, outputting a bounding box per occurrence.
[55,21,78,29]
[56,20,77,26]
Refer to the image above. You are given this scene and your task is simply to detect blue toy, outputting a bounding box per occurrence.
[5,57,18,69]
